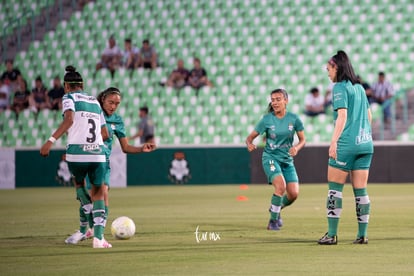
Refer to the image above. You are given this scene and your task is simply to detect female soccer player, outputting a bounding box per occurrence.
[318,50,373,245]
[65,87,156,244]
[246,89,306,230]
[40,66,111,248]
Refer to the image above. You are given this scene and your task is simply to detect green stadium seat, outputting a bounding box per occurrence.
[4,0,413,146]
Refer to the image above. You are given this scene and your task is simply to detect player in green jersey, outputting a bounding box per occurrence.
[40,66,113,248]
[318,51,373,245]
[64,87,156,244]
[246,89,306,230]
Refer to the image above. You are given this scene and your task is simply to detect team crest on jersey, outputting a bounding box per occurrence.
[270,133,276,139]
[111,123,116,130]
[288,123,294,131]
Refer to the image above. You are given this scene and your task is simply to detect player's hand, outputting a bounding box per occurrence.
[142,143,156,152]
[247,143,256,152]
[329,142,337,160]
[40,141,53,157]
[289,146,298,157]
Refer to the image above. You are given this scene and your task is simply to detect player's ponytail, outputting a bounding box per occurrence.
[64,65,83,90]
[329,50,358,84]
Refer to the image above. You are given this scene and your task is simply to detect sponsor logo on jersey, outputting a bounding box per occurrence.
[63,101,71,109]
[111,123,116,130]
[288,123,293,131]
[355,128,372,145]
[82,144,102,153]
[75,94,97,101]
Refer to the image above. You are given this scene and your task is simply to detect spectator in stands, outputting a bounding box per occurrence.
[165,59,190,88]
[356,75,373,104]
[129,106,155,144]
[304,87,325,117]
[1,59,21,92]
[371,71,394,122]
[324,82,333,108]
[137,39,157,69]
[30,76,49,112]
[0,78,11,111]
[95,35,123,77]
[123,38,139,69]
[48,75,65,110]
[11,77,30,114]
[188,58,213,89]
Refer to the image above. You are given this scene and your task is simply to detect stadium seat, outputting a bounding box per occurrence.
[4,0,414,146]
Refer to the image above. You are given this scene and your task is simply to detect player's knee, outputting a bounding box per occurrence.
[289,192,299,201]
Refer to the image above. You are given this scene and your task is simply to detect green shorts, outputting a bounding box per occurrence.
[86,161,110,189]
[329,152,373,171]
[68,161,107,187]
[262,157,299,184]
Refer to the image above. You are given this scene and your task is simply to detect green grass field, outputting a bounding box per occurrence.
[0,184,413,275]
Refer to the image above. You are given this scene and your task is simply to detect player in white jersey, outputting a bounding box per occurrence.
[40,66,112,248]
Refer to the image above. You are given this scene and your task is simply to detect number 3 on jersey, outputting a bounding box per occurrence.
[86,118,96,143]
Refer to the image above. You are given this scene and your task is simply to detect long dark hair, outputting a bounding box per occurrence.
[268,88,288,113]
[328,50,358,84]
[63,65,83,90]
[97,87,121,114]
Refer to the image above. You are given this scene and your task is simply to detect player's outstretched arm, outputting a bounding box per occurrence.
[119,137,156,154]
[40,110,74,157]
[245,130,259,152]
[128,129,143,140]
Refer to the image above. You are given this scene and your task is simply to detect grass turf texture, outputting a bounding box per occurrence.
[0,184,413,275]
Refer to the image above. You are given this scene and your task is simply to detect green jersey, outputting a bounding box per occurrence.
[255,111,304,163]
[103,112,127,158]
[62,91,106,163]
[332,81,373,153]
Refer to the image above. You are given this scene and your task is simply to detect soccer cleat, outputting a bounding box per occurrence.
[318,232,338,245]
[277,214,283,227]
[353,237,368,244]
[268,206,283,228]
[93,237,112,248]
[65,230,86,244]
[267,219,280,231]
[85,228,94,239]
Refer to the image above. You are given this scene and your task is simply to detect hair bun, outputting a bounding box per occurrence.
[65,65,76,72]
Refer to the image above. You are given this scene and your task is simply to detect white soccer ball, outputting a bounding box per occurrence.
[111,216,136,240]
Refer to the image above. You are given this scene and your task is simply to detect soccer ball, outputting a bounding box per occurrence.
[111,216,136,240]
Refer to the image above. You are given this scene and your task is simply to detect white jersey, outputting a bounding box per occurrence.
[62,91,106,163]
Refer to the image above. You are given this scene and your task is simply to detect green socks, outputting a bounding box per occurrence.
[76,186,91,206]
[326,182,344,237]
[79,206,88,234]
[104,206,109,227]
[93,200,106,240]
[281,194,294,209]
[270,194,282,221]
[76,187,93,233]
[354,188,370,238]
